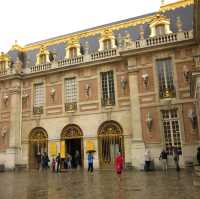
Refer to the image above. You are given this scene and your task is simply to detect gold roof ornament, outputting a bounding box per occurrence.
[11,40,23,51]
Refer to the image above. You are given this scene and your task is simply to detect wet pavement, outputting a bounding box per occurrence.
[0,169,199,199]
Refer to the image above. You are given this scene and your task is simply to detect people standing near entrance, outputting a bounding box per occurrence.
[74,150,80,169]
[197,146,200,166]
[115,152,124,177]
[173,147,180,172]
[56,153,61,172]
[144,149,152,171]
[87,152,94,173]
[159,149,168,171]
[67,153,72,169]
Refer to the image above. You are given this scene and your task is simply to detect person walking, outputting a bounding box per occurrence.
[159,149,168,171]
[56,153,61,172]
[144,149,151,171]
[51,158,56,172]
[115,152,124,177]
[67,153,72,169]
[197,146,200,166]
[87,152,94,173]
[173,147,180,172]
[74,150,80,169]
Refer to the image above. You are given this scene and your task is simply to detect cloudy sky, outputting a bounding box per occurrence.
[0,0,176,52]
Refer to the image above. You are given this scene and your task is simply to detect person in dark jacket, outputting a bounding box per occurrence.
[56,153,61,172]
[173,147,180,172]
[159,149,168,171]
[197,147,200,166]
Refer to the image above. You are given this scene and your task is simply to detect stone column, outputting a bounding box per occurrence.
[127,57,145,169]
[5,79,22,169]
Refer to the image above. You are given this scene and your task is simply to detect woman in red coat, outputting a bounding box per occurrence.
[115,152,124,175]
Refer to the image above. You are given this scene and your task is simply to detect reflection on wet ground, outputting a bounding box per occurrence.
[0,169,199,199]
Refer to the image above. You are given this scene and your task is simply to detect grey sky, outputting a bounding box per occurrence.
[0,0,176,52]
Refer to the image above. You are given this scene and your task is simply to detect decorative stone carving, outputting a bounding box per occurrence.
[183,65,189,82]
[176,16,183,32]
[124,32,133,48]
[85,84,91,97]
[120,76,127,94]
[142,73,149,88]
[0,126,8,137]
[50,87,56,99]
[188,109,197,130]
[139,25,145,40]
[117,33,123,48]
[2,94,9,105]
[14,57,23,74]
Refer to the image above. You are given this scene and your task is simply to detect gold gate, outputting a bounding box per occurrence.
[98,121,124,168]
[29,128,48,169]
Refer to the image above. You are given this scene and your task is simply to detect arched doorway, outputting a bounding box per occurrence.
[61,124,84,168]
[98,121,124,168]
[29,127,48,169]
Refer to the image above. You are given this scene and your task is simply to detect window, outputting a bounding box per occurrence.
[0,61,6,71]
[156,58,176,98]
[69,47,77,59]
[155,24,165,36]
[101,71,115,106]
[39,54,46,64]
[64,78,77,103]
[162,109,182,155]
[103,39,112,50]
[34,83,44,107]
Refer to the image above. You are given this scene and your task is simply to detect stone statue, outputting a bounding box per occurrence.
[124,32,133,48]
[14,57,23,74]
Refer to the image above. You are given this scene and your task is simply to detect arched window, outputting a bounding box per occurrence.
[39,54,46,64]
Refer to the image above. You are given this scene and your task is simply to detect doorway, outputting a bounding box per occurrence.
[29,128,48,169]
[65,138,83,167]
[61,124,84,168]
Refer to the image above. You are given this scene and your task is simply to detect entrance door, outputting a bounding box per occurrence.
[61,124,84,168]
[98,121,124,168]
[29,128,48,169]
[65,138,83,167]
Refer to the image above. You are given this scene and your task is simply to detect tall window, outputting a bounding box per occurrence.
[103,39,112,50]
[156,58,176,99]
[64,78,77,103]
[162,109,182,155]
[155,24,165,36]
[0,61,6,71]
[34,83,44,107]
[101,71,115,106]
[69,47,77,58]
[39,54,46,64]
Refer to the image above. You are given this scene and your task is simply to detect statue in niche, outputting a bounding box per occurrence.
[124,32,132,48]
[14,57,23,74]
[0,126,8,137]
[139,25,145,40]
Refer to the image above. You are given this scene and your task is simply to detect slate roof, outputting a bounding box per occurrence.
[7,4,194,68]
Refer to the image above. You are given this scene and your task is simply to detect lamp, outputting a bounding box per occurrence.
[3,95,8,105]
[120,76,127,93]
[188,109,197,130]
[183,65,189,82]
[50,88,56,101]
[142,73,149,88]
[146,112,153,131]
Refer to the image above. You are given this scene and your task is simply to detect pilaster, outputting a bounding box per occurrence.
[127,57,145,169]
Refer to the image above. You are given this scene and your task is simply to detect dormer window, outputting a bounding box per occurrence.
[103,39,112,50]
[69,47,77,59]
[0,52,10,73]
[36,45,50,65]
[99,29,116,51]
[0,61,6,71]
[149,14,172,37]
[65,37,81,59]
[155,24,165,36]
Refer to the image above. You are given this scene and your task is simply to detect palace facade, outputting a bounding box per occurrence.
[0,0,200,170]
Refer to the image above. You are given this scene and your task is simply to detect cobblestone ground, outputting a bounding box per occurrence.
[0,169,199,199]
